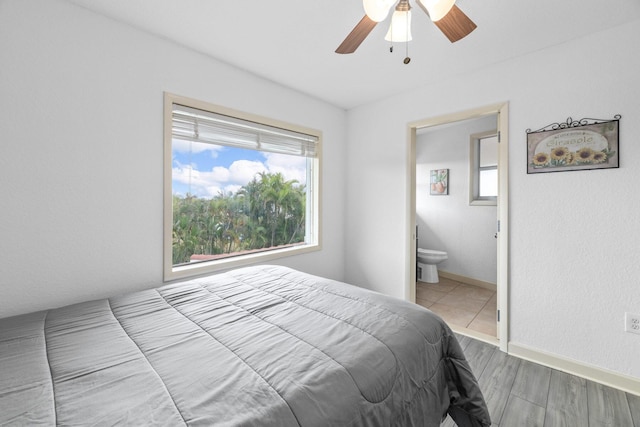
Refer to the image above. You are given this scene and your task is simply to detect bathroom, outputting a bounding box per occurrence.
[415,114,498,339]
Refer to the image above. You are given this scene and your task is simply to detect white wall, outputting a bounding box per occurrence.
[0,0,347,319]
[345,20,640,379]
[416,115,497,284]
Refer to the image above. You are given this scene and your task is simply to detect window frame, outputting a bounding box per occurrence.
[469,130,498,206]
[163,93,322,281]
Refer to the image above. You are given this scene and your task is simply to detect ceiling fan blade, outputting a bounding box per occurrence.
[335,15,377,54]
[433,4,477,43]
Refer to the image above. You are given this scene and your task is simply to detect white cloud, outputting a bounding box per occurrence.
[172,164,223,198]
[211,166,230,182]
[173,154,308,199]
[229,160,267,183]
[264,153,307,185]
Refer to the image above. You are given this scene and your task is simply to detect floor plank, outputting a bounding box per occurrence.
[462,338,495,379]
[510,359,551,408]
[440,414,456,427]
[500,395,545,427]
[627,393,640,426]
[587,380,635,427]
[544,370,588,427]
[477,350,521,425]
[454,333,472,351]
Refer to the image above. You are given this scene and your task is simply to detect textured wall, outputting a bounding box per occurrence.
[0,0,347,318]
[345,19,640,379]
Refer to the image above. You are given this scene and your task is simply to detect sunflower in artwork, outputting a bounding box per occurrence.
[576,147,595,163]
[532,152,550,166]
[592,151,607,164]
[550,146,570,161]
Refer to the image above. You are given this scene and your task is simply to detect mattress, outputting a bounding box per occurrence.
[0,265,490,426]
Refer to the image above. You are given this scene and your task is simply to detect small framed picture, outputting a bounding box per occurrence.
[430,169,449,195]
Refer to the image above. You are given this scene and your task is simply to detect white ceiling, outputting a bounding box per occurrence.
[66,0,640,110]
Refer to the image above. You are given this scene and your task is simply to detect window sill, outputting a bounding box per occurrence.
[469,199,497,206]
[165,243,321,282]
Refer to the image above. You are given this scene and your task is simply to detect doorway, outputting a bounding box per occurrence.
[406,103,509,352]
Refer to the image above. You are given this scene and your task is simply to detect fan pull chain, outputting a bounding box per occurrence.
[389,17,394,53]
[404,43,410,64]
[404,8,411,64]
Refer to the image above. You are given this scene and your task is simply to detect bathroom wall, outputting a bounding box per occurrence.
[416,115,497,284]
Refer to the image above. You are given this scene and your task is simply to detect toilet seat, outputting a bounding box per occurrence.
[417,248,448,262]
[417,248,447,256]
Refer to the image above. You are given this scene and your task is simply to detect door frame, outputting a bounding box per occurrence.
[406,102,509,352]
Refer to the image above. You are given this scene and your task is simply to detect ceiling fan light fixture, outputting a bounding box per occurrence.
[384,8,412,42]
[421,0,455,22]
[363,0,396,22]
[336,0,476,55]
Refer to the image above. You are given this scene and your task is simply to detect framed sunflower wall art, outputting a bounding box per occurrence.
[526,115,620,174]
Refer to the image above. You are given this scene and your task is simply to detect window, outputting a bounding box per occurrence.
[164,93,321,280]
[470,131,498,205]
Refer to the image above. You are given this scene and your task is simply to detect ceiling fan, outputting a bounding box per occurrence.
[336,0,476,57]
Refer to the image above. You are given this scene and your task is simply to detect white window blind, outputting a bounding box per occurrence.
[172,104,319,158]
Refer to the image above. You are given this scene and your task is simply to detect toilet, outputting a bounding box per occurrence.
[417,248,448,283]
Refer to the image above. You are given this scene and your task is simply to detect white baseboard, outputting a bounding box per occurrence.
[508,342,640,397]
[438,270,497,292]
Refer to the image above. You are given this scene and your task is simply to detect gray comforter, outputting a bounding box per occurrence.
[0,265,490,426]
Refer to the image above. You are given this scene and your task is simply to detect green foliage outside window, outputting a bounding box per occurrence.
[172,172,306,265]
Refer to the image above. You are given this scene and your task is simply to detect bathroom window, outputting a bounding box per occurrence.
[469,131,498,205]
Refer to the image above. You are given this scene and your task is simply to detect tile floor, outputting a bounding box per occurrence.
[416,277,497,338]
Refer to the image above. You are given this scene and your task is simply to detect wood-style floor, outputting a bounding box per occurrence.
[441,334,640,426]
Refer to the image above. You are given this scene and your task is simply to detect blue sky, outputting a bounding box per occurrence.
[172,140,307,199]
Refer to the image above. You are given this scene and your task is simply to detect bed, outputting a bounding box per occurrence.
[0,265,490,426]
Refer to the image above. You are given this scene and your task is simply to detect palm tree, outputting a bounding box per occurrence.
[171,172,307,264]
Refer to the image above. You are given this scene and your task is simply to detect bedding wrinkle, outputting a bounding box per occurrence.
[148,286,302,426]
[38,298,187,426]
[108,298,188,426]
[0,311,55,425]
[196,277,398,404]
[257,266,447,345]
[43,310,58,427]
[220,270,442,399]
